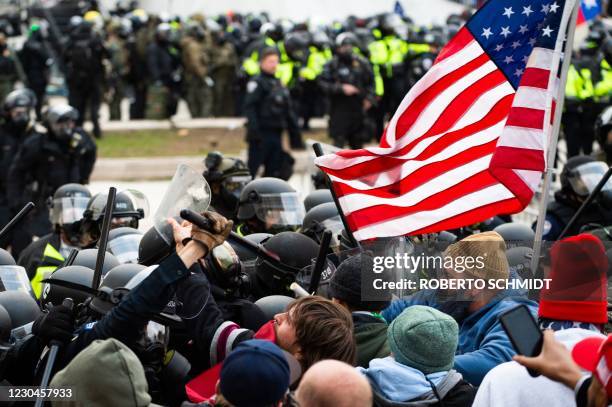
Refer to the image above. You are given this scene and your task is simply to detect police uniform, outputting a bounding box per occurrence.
[243,72,301,177]
[6,128,96,258]
[17,232,64,298]
[319,53,375,149]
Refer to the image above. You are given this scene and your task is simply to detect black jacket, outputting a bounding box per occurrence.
[18,232,61,280]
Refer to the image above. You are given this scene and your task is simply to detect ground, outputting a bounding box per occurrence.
[97,128,330,158]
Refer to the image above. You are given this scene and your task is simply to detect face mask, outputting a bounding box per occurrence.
[11,111,29,129]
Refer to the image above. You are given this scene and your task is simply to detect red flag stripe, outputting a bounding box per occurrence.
[520,67,550,89]
[505,107,545,129]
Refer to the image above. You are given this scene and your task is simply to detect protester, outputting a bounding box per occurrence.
[295,359,373,407]
[382,231,539,385]
[360,305,475,406]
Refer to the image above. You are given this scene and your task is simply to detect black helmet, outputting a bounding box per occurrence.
[0,248,15,266]
[44,104,79,141]
[0,291,40,328]
[261,22,283,42]
[138,223,174,266]
[49,183,91,244]
[72,249,120,277]
[254,295,294,320]
[335,31,360,48]
[81,190,148,244]
[0,304,11,344]
[284,32,309,63]
[303,189,333,212]
[3,88,36,113]
[595,106,612,162]
[237,178,305,234]
[493,223,535,248]
[561,156,612,207]
[230,233,273,263]
[252,232,320,296]
[312,30,331,49]
[204,152,252,220]
[108,227,143,264]
[506,246,534,280]
[301,202,344,251]
[41,265,95,306]
[90,263,146,315]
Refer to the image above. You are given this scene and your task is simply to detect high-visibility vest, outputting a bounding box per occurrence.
[566,64,595,100]
[594,59,612,101]
[31,243,64,299]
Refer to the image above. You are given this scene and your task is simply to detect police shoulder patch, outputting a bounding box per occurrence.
[247,81,258,93]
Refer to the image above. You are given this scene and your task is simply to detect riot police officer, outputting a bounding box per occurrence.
[0,89,37,247]
[203,151,252,221]
[17,183,91,298]
[595,105,612,164]
[319,32,375,149]
[235,177,305,236]
[243,47,302,177]
[537,155,612,240]
[7,105,96,258]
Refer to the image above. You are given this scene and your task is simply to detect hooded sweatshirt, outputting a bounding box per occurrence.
[358,357,475,406]
[473,328,605,407]
[353,312,390,368]
[50,338,153,407]
[382,271,538,385]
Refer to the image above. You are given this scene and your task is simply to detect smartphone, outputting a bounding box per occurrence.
[499,304,543,377]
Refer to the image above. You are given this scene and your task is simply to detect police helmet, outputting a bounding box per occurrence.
[253,232,320,295]
[335,31,360,48]
[44,105,78,141]
[560,156,612,203]
[72,249,120,277]
[237,178,305,234]
[506,246,534,280]
[49,184,91,236]
[41,265,95,306]
[108,227,143,264]
[186,21,205,40]
[205,152,252,218]
[595,106,612,160]
[3,88,36,114]
[312,30,331,49]
[254,295,294,320]
[89,263,146,315]
[0,249,15,266]
[301,202,344,251]
[230,233,273,263]
[284,32,309,63]
[156,22,172,40]
[138,223,174,266]
[261,22,283,41]
[0,291,40,328]
[303,189,334,212]
[493,223,535,248]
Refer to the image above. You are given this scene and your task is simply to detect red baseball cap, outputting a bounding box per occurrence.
[572,335,612,398]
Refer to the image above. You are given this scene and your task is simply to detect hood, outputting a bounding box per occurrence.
[51,338,151,407]
[358,357,450,403]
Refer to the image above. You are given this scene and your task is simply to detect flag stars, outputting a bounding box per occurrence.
[500,26,511,38]
[542,3,550,14]
[522,5,534,17]
[494,44,504,51]
[504,55,514,64]
[503,7,515,18]
[523,55,530,63]
[514,68,524,77]
[549,2,560,13]
[518,24,529,34]
[481,27,493,39]
[511,40,521,49]
[528,37,537,46]
[542,25,553,37]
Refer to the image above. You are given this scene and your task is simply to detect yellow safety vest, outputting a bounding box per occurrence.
[31,243,64,299]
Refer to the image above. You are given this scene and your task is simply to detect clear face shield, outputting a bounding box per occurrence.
[318,215,345,252]
[568,162,612,203]
[0,265,34,298]
[50,197,90,226]
[254,192,305,231]
[108,233,143,264]
[295,258,337,297]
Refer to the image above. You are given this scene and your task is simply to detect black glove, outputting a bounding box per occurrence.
[32,305,75,345]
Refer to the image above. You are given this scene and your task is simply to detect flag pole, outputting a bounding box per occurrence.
[530,1,580,274]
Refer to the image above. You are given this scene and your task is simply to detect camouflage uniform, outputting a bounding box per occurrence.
[181,34,212,118]
[210,40,238,117]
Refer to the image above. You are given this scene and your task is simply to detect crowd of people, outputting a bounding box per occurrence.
[0,1,611,407]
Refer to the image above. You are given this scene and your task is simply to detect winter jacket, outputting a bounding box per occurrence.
[382,271,538,385]
[359,356,475,407]
[353,312,390,368]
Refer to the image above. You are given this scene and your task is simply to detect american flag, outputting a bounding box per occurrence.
[315,0,576,241]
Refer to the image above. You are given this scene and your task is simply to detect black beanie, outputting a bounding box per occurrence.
[329,253,391,312]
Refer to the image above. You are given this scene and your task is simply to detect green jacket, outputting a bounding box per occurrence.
[353,312,390,368]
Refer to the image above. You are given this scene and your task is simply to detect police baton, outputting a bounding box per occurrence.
[558,164,612,240]
[35,297,74,407]
[0,202,35,243]
[308,230,332,294]
[92,188,116,289]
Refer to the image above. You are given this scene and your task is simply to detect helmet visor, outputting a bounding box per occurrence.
[0,265,34,298]
[320,215,345,251]
[568,162,612,196]
[254,192,305,228]
[108,234,143,264]
[51,197,90,225]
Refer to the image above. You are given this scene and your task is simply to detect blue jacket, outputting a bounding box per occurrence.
[381,274,538,386]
